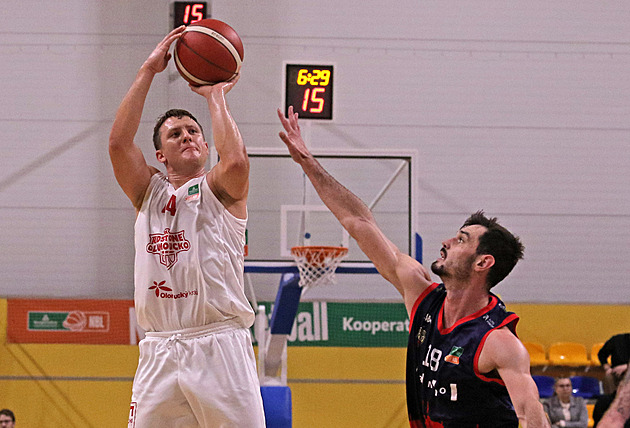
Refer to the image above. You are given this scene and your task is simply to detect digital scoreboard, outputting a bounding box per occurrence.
[171,2,208,29]
[284,64,334,120]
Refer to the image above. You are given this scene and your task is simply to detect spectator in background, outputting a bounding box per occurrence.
[0,409,15,428]
[598,333,630,394]
[543,377,588,428]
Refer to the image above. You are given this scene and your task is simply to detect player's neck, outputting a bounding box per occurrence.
[166,168,207,190]
[442,283,490,329]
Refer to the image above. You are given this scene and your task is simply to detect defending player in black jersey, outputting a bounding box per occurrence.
[277,106,550,427]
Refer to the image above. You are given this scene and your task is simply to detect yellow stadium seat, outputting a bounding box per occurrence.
[587,403,595,428]
[548,342,590,367]
[591,342,605,367]
[523,341,549,366]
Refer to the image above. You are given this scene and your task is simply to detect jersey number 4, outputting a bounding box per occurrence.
[162,195,177,216]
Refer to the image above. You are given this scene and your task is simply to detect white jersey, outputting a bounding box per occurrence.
[134,173,254,332]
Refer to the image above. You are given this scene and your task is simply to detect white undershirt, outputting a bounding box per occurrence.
[560,400,571,421]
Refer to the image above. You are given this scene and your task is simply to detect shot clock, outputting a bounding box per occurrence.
[171,2,208,29]
[284,64,334,120]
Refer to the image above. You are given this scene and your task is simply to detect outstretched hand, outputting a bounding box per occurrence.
[143,26,185,74]
[277,106,311,164]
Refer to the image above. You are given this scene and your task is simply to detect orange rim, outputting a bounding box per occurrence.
[290,246,348,256]
[291,246,348,267]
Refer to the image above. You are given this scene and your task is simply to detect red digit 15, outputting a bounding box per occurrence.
[184,4,204,24]
[301,88,325,113]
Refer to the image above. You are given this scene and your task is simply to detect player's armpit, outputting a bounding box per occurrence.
[393,254,433,315]
[206,163,248,220]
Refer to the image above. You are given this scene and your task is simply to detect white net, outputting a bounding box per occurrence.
[290,246,349,289]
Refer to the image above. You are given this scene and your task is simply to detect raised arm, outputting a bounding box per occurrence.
[109,26,184,210]
[481,329,550,428]
[191,76,248,219]
[277,106,431,312]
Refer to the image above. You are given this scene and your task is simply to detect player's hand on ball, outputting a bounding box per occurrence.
[188,74,240,98]
[143,26,185,74]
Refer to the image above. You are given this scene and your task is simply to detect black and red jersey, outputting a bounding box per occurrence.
[407,283,520,428]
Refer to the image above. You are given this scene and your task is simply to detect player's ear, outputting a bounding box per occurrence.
[156,150,166,164]
[475,255,495,271]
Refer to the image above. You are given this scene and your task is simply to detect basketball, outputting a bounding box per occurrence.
[174,19,244,86]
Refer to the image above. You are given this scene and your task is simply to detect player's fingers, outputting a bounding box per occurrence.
[291,112,300,130]
[289,106,297,128]
[278,132,290,144]
[166,26,186,40]
[160,26,185,49]
[222,75,239,93]
[276,108,285,122]
[277,109,291,130]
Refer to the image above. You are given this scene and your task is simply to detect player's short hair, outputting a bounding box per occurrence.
[152,109,204,150]
[0,409,15,422]
[462,211,524,289]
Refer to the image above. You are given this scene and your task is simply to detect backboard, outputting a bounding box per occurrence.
[211,147,418,274]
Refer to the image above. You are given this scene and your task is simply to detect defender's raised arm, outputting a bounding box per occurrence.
[277,106,432,313]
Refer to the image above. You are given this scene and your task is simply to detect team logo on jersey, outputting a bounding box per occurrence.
[417,327,427,345]
[146,228,191,269]
[444,346,464,364]
[185,184,200,201]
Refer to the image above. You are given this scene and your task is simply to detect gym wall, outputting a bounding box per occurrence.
[1,0,628,303]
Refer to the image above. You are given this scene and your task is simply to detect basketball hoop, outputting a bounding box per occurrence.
[290,246,349,289]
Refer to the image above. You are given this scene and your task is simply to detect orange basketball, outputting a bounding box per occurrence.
[174,19,244,86]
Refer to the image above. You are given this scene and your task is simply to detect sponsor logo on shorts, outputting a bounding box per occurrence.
[146,228,190,269]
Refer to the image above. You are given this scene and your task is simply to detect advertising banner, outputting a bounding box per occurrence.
[5,299,408,347]
[6,299,143,345]
[256,301,409,347]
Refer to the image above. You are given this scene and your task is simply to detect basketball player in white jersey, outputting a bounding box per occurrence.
[109,27,265,428]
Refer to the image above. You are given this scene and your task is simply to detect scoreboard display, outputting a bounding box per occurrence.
[171,2,208,29]
[284,64,334,120]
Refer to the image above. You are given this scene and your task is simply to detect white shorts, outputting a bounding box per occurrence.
[129,320,266,428]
